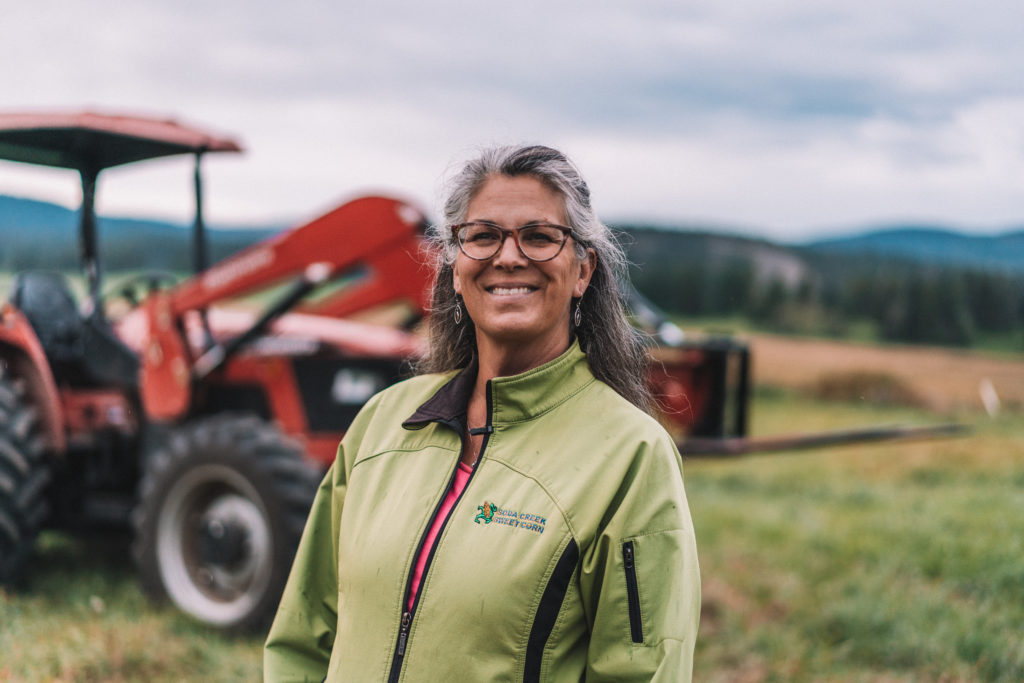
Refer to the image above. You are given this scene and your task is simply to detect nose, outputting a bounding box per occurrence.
[491,231,528,268]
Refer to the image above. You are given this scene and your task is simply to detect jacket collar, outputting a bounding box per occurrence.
[402,340,594,429]
[402,359,477,429]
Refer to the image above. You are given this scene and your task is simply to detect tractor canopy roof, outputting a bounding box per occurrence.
[0,111,242,172]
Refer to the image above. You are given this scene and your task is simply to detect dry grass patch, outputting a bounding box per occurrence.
[745,333,1024,413]
[810,370,925,407]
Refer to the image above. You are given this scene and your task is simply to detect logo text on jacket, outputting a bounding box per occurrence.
[473,501,546,534]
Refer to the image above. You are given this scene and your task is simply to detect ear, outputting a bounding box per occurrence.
[573,248,597,298]
[451,261,462,296]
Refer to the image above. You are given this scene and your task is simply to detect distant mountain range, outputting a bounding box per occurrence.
[2,193,1024,275]
[0,194,280,270]
[804,227,1024,273]
[616,220,1024,283]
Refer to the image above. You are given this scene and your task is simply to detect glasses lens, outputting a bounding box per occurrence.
[455,222,569,261]
[457,223,503,259]
[518,224,567,261]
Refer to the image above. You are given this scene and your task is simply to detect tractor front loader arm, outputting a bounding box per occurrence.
[138,195,431,421]
[169,195,430,315]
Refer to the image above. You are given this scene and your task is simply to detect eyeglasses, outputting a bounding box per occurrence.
[451,221,574,262]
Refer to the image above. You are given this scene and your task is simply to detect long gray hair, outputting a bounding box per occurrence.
[417,144,652,412]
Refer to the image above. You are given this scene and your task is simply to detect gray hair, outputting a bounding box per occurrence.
[418,144,652,412]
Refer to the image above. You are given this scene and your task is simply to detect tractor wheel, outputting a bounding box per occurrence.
[132,414,322,632]
[0,365,50,584]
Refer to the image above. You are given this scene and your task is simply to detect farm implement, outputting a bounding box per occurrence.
[627,288,968,457]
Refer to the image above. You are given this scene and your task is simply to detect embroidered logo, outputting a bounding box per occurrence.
[474,501,497,524]
[473,502,546,534]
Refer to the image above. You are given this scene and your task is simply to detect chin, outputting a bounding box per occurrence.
[477,321,568,350]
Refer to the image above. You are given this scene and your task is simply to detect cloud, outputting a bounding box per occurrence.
[1,1,1022,237]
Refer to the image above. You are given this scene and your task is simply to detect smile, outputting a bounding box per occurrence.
[487,286,536,295]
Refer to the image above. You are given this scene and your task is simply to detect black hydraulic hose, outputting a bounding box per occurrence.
[192,262,332,379]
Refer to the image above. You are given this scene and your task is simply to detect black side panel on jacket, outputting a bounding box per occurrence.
[524,539,580,683]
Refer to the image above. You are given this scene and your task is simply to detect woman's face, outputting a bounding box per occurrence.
[453,174,595,360]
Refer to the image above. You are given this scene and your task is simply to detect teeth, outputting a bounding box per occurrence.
[490,286,532,295]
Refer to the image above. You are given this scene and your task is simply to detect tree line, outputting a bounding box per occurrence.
[5,213,1021,349]
[622,229,1024,348]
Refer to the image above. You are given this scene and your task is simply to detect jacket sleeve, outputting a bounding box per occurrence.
[578,432,701,683]
[263,441,348,682]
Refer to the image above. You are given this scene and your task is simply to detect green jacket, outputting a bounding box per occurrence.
[265,342,700,682]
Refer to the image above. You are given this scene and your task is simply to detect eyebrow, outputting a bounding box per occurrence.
[466,219,562,227]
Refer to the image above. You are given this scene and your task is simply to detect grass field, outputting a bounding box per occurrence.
[2,335,1022,681]
[689,392,1024,682]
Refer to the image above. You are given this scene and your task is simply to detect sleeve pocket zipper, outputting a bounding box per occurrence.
[622,541,643,643]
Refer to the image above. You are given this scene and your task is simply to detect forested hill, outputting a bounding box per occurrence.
[619,224,1024,347]
[3,194,1023,347]
[0,194,279,270]
[618,223,1024,276]
[806,227,1024,273]
[4,193,1022,274]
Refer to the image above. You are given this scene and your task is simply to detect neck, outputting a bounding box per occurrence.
[475,334,569,385]
[467,333,570,427]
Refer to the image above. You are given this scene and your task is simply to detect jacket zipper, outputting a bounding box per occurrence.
[386,381,494,683]
[622,541,643,643]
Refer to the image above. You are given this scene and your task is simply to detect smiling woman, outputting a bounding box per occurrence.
[264,145,701,682]
[451,174,595,377]
[424,145,654,410]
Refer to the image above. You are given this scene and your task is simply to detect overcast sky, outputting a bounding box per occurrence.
[2,0,1022,241]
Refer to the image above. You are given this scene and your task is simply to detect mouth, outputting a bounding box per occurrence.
[486,285,537,296]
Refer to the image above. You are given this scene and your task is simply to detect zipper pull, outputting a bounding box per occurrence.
[397,611,412,656]
[623,543,634,569]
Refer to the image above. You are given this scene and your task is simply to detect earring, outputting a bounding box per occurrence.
[454,299,463,325]
[573,300,582,327]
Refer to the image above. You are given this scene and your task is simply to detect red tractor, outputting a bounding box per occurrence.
[0,112,432,630]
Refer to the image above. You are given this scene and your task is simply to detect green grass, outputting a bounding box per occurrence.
[688,390,1024,682]
[0,534,263,681]
[972,329,1024,355]
[1,390,1022,681]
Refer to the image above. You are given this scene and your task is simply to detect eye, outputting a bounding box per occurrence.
[463,224,501,242]
[521,227,561,244]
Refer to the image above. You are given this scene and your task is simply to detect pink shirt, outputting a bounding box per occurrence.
[407,461,474,610]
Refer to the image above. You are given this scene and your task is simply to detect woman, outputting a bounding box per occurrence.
[265,145,700,682]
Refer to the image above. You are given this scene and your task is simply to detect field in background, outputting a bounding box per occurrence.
[746,331,1024,413]
[1,334,1022,681]
[687,332,1024,681]
[688,396,1024,682]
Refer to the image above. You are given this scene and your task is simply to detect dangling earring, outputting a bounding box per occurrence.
[454,298,463,325]
[573,299,582,328]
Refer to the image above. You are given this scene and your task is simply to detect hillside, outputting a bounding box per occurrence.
[4,193,1024,275]
[618,222,1024,277]
[0,194,278,270]
[805,226,1024,273]
[3,194,1023,347]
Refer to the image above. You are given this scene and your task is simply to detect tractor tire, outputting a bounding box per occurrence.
[132,414,322,632]
[0,365,50,585]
